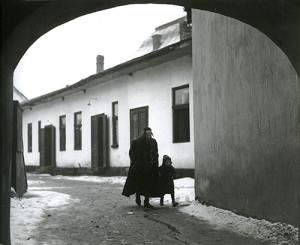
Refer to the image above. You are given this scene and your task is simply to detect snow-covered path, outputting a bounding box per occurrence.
[10,174,298,245]
[10,179,79,244]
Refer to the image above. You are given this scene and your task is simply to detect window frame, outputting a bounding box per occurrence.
[74,111,82,150]
[130,106,149,142]
[27,123,32,152]
[59,115,66,151]
[111,101,119,148]
[172,84,190,143]
[38,120,41,152]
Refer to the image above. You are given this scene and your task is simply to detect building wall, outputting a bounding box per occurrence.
[192,10,300,225]
[23,55,194,170]
[13,92,24,103]
[13,88,27,103]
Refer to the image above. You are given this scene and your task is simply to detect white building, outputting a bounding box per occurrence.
[21,17,194,177]
[13,86,28,103]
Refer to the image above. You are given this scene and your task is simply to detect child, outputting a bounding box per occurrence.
[159,155,178,207]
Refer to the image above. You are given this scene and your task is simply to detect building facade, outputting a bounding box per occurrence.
[13,86,28,103]
[22,17,194,176]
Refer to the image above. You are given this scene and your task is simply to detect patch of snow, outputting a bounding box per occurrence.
[150,177,195,205]
[53,175,127,185]
[11,188,79,245]
[151,177,298,244]
[179,202,298,244]
[29,187,71,191]
[20,175,298,245]
[27,180,45,185]
[174,177,194,188]
[36,174,52,177]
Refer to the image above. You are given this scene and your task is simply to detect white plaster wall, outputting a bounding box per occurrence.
[13,92,24,103]
[23,55,194,169]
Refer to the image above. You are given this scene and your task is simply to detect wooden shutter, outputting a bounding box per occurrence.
[40,125,56,171]
[130,106,148,142]
[91,114,109,173]
[12,101,28,197]
[27,123,32,152]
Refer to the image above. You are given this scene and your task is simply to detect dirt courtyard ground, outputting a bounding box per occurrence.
[10,174,279,245]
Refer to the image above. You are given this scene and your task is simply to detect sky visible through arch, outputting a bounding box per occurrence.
[13,4,185,99]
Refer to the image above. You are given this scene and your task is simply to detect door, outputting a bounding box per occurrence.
[91,114,109,173]
[12,101,27,197]
[130,106,148,142]
[40,125,56,172]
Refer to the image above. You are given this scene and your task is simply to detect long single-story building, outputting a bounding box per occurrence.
[21,16,194,177]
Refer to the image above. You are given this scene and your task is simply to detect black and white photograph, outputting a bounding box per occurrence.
[0,1,299,244]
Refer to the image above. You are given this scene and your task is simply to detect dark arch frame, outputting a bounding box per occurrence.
[2,0,300,74]
[1,1,299,244]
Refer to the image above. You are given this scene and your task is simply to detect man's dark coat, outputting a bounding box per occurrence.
[122,135,159,197]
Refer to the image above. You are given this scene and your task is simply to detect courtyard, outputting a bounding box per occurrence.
[10,174,298,245]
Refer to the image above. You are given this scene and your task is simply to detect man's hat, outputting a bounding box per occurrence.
[144,127,152,132]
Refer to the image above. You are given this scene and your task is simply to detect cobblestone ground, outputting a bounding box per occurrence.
[30,175,269,245]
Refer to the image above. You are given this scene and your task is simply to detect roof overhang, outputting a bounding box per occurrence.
[22,38,192,108]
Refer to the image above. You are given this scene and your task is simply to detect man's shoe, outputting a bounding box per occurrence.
[135,197,141,206]
[172,202,179,207]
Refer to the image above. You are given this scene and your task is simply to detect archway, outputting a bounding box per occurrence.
[1,1,299,244]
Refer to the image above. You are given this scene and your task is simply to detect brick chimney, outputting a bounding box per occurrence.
[96,55,104,73]
[152,34,162,51]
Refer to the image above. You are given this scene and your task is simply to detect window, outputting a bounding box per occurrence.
[28,123,32,152]
[59,115,66,151]
[130,106,148,142]
[38,121,41,152]
[172,85,190,143]
[74,112,82,150]
[112,101,119,148]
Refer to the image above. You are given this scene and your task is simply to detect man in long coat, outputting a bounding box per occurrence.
[122,127,159,208]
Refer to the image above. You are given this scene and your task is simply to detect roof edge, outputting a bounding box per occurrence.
[22,38,192,108]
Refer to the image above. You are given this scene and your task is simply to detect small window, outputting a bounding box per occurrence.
[38,121,41,152]
[130,106,148,142]
[28,123,32,152]
[172,85,190,143]
[60,115,66,151]
[112,101,119,148]
[74,112,82,150]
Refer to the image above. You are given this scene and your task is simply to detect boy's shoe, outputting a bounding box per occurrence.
[172,202,179,207]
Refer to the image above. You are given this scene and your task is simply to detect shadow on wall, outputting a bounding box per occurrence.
[192,9,300,227]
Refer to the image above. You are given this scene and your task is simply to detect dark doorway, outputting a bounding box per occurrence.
[11,101,27,197]
[40,125,56,172]
[91,114,109,173]
[130,106,148,142]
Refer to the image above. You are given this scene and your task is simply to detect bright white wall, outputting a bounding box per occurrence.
[23,55,194,169]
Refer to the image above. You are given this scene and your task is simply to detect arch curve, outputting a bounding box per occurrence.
[1,1,300,244]
[2,0,300,75]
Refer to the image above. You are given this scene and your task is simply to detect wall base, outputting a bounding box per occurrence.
[25,166,194,178]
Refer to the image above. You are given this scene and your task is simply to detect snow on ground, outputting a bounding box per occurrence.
[150,177,195,205]
[11,183,79,245]
[53,175,127,185]
[169,178,298,245]
[11,175,298,245]
[27,180,45,185]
